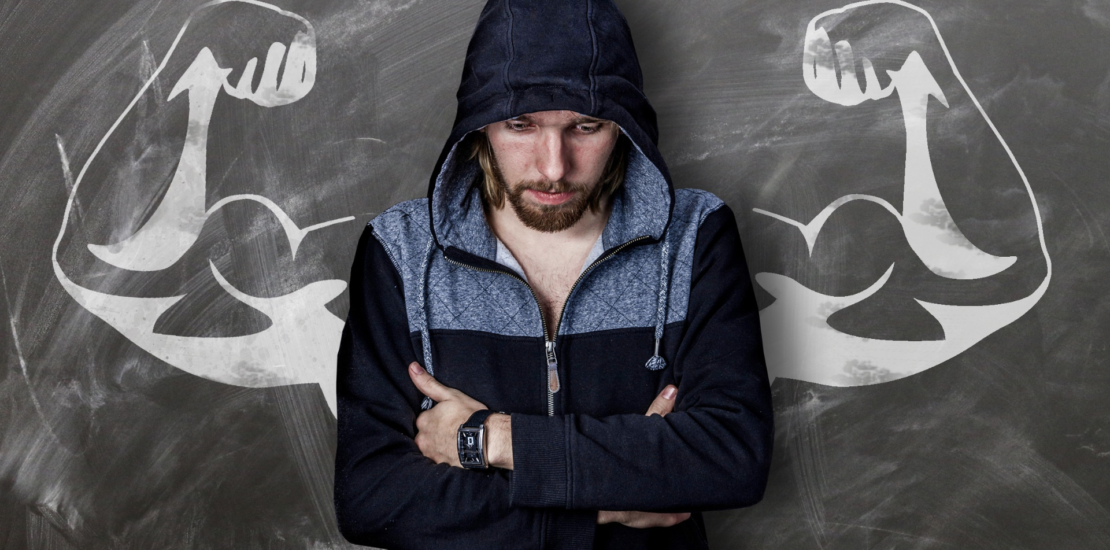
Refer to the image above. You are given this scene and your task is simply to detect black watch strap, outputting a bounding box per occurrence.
[463,409,497,429]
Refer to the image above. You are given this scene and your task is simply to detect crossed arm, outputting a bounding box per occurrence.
[405,361,690,529]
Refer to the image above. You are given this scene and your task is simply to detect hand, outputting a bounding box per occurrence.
[408,362,489,468]
[597,510,691,529]
[220,27,316,107]
[803,24,893,106]
[597,385,691,528]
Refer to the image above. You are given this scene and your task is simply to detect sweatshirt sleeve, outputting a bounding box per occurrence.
[334,225,597,550]
[509,205,775,512]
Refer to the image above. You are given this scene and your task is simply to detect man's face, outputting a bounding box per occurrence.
[484,110,620,232]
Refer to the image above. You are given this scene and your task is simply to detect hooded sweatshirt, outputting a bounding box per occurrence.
[334,1,773,548]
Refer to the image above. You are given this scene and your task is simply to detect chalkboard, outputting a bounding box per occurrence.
[1,0,1108,548]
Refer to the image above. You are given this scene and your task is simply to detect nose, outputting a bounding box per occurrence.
[535,129,570,182]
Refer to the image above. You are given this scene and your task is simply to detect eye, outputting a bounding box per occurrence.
[576,123,603,134]
[506,120,530,132]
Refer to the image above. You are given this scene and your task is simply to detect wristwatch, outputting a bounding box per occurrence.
[457,409,499,469]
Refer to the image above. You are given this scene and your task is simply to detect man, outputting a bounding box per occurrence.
[334,1,773,548]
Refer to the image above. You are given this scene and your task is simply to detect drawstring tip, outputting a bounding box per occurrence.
[644,338,665,370]
[421,396,435,410]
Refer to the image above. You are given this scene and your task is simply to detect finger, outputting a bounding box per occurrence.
[258,42,287,93]
[833,40,862,95]
[233,57,258,97]
[408,362,455,402]
[609,511,691,529]
[633,512,689,529]
[644,385,677,417]
[808,27,837,87]
[861,57,880,96]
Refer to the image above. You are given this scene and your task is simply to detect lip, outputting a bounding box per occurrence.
[526,189,576,206]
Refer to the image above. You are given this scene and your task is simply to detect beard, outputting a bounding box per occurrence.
[499,177,603,233]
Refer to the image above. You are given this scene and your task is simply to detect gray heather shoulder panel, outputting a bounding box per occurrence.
[369,199,431,284]
[370,190,723,338]
[560,188,724,335]
[368,199,433,334]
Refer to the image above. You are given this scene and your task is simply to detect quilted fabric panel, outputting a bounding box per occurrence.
[424,252,543,336]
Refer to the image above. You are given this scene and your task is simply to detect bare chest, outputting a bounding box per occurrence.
[522,260,585,338]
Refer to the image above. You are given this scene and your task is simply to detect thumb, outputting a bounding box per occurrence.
[408,362,455,402]
[644,385,677,417]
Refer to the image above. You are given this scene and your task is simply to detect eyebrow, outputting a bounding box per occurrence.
[507,115,608,125]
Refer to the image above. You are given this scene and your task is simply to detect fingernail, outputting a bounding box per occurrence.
[409,363,422,376]
[662,386,676,400]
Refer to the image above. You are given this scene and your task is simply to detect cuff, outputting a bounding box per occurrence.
[544,508,596,549]
[509,413,569,508]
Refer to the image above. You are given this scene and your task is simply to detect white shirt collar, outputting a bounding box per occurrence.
[495,234,605,284]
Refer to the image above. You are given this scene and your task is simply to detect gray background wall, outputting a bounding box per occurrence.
[1,0,1108,548]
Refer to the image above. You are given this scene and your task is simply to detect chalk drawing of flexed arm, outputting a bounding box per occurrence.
[758,0,1023,280]
[85,0,345,271]
[752,0,1052,387]
[53,0,352,415]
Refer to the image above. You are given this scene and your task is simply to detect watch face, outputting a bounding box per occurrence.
[458,427,484,467]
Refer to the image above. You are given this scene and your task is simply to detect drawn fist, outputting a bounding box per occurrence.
[220,27,316,107]
[167,0,317,108]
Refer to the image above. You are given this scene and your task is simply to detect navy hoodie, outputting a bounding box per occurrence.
[334,1,774,548]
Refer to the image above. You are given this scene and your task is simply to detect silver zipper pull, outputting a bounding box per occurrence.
[545,340,560,393]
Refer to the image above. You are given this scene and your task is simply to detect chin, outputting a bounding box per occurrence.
[513,203,586,233]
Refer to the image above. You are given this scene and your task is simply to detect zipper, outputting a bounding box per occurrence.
[545,340,559,415]
[443,235,652,416]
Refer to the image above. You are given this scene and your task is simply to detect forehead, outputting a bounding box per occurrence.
[508,110,609,125]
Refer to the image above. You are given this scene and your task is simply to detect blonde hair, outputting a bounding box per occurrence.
[469,128,630,212]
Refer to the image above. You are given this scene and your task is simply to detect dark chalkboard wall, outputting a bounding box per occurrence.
[1,0,1108,548]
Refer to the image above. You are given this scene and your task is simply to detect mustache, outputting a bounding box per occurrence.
[512,179,588,194]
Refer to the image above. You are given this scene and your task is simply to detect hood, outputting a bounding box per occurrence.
[426,0,675,260]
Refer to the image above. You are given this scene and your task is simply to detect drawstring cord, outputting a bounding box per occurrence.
[416,238,436,410]
[645,239,669,371]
